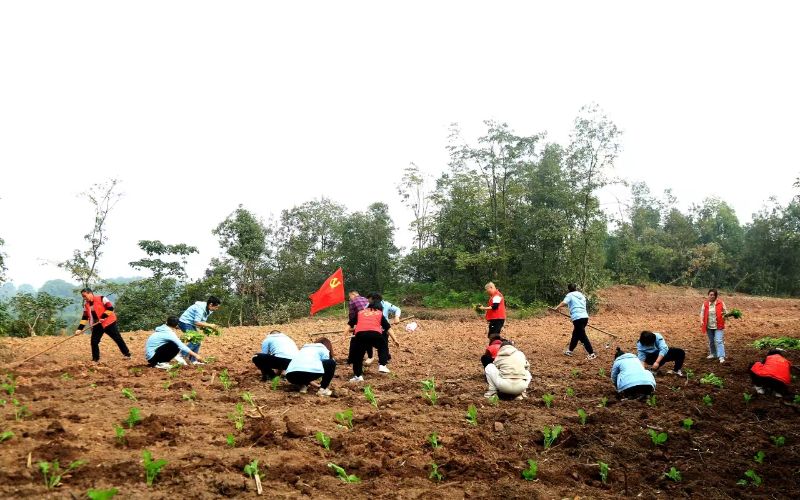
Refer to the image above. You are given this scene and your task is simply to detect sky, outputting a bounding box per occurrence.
[1,1,798,289]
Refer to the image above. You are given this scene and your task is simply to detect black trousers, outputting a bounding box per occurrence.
[91,322,130,361]
[569,318,593,354]
[147,343,179,366]
[748,364,791,395]
[487,319,505,337]
[365,331,392,362]
[620,384,653,399]
[351,331,387,376]
[480,353,494,368]
[286,359,337,389]
[252,354,292,381]
[644,348,685,370]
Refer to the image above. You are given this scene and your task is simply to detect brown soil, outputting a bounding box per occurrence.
[1,285,798,499]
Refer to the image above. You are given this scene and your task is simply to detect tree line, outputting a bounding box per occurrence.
[0,104,798,335]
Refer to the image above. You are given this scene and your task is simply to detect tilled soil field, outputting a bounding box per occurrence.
[1,285,799,499]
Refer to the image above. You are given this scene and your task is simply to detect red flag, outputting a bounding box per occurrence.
[309,267,345,316]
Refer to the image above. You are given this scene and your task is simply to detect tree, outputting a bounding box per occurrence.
[9,292,71,337]
[397,163,435,281]
[129,240,198,280]
[338,203,399,293]
[58,179,122,287]
[0,237,6,285]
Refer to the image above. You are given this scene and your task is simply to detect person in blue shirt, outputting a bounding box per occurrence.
[178,296,221,362]
[552,283,596,360]
[637,331,686,377]
[611,347,656,400]
[252,331,300,381]
[145,316,205,369]
[363,292,401,366]
[285,338,337,397]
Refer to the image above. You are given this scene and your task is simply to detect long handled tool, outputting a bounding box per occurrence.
[13,333,83,367]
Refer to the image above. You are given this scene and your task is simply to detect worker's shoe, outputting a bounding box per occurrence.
[317,388,332,397]
[718,357,726,364]
[174,355,188,366]
[378,365,391,374]
[706,354,715,359]
[563,350,573,357]
[154,362,172,370]
[484,391,497,398]
[586,353,597,360]
[754,385,765,395]
[298,385,308,394]
[349,375,364,383]
[668,369,684,377]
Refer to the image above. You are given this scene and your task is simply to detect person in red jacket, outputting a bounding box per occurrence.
[347,300,397,382]
[700,288,728,364]
[477,282,506,338]
[749,349,795,398]
[481,332,509,368]
[73,288,131,362]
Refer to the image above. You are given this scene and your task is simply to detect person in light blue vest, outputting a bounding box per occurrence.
[252,330,299,381]
[611,347,656,400]
[145,316,205,369]
[178,296,221,362]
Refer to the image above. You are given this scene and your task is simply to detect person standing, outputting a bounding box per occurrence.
[552,283,596,360]
[700,288,728,364]
[178,296,221,363]
[348,301,395,381]
[364,292,401,366]
[145,316,205,369]
[477,282,506,338]
[346,291,369,365]
[252,330,299,381]
[74,288,131,362]
[637,331,686,376]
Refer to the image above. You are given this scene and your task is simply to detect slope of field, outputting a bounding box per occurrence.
[1,285,798,499]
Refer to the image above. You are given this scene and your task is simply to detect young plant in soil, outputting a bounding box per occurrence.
[270,376,281,390]
[598,461,609,484]
[121,388,137,401]
[646,395,657,407]
[542,425,562,449]
[182,390,197,401]
[225,434,236,447]
[38,459,85,489]
[724,308,743,319]
[0,430,14,443]
[364,385,378,408]
[664,466,682,482]
[541,393,555,408]
[13,399,30,421]
[648,429,668,446]
[737,469,762,487]
[219,369,233,390]
[142,450,168,487]
[521,459,538,481]
[241,392,255,408]
[794,395,800,404]
[229,403,245,431]
[577,409,588,425]
[167,364,181,380]
[335,409,354,429]
[702,395,713,406]
[1,373,16,395]
[684,368,694,380]
[316,431,331,450]
[327,462,360,483]
[598,367,606,378]
[771,435,785,447]
[427,432,441,449]
[465,404,478,426]
[87,488,119,500]
[682,418,694,430]
[113,425,126,446]
[60,372,72,381]
[743,393,753,404]
[429,462,443,482]
[700,373,724,389]
[420,378,438,406]
[125,407,142,429]
[571,368,580,378]
[243,459,262,479]
[488,394,499,406]
[753,450,765,464]
[566,387,575,398]
[598,397,608,408]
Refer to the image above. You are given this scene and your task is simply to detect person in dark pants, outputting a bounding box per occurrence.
[611,347,656,400]
[553,283,596,360]
[478,282,506,338]
[637,331,686,377]
[73,288,131,362]
[145,316,205,368]
[284,338,336,397]
[252,330,299,381]
[749,349,795,398]
[345,291,370,365]
[348,301,394,381]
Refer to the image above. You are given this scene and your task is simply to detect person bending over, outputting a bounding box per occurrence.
[347,301,395,381]
[637,331,686,377]
[749,349,796,398]
[145,316,205,369]
[553,283,596,360]
[484,341,531,400]
[252,330,299,381]
[284,338,336,397]
[481,332,510,368]
[611,347,656,400]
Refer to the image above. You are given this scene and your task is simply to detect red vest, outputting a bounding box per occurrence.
[85,295,117,328]
[751,354,791,385]
[485,291,506,320]
[486,339,503,359]
[701,300,725,333]
[354,309,383,334]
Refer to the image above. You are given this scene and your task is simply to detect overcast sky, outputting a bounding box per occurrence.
[1,1,798,289]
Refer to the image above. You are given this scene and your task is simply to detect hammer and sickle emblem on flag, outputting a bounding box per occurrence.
[329,278,341,288]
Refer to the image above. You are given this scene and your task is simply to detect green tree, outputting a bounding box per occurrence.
[338,203,399,293]
[8,292,71,337]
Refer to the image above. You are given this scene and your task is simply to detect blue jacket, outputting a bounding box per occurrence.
[637,332,669,361]
[145,324,191,361]
[285,343,330,375]
[563,291,589,321]
[261,332,299,359]
[381,300,401,321]
[611,353,656,392]
[179,301,213,327]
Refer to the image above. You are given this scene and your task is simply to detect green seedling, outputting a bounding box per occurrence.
[183,330,204,345]
[113,425,126,446]
[121,388,137,401]
[364,385,378,408]
[1,373,17,395]
[182,390,197,401]
[327,462,360,483]
[142,450,167,487]
[335,408,354,429]
[201,326,222,336]
[465,404,478,426]
[60,373,72,381]
[225,433,236,447]
[541,393,554,408]
[243,459,261,479]
[521,459,538,481]
[86,488,119,500]
[542,425,562,449]
[598,461,609,484]
[752,336,800,350]
[743,393,753,404]
[793,395,800,404]
[725,308,743,319]
[125,407,142,429]
[162,381,172,390]
[488,394,499,406]
[670,386,681,393]
[241,392,255,407]
[598,367,606,377]
[566,387,575,398]
[427,432,440,449]
[646,395,657,407]
[648,429,668,446]
[684,368,694,379]
[700,373,724,389]
[702,395,713,406]
[38,459,85,489]
[598,396,608,408]
[229,403,245,431]
[570,368,580,378]
[420,378,438,406]
[13,399,30,421]
[89,383,97,389]
[204,356,217,364]
[429,462,443,482]
[771,435,785,447]
[316,431,331,450]
[577,409,587,425]
[682,418,694,430]
[664,466,682,482]
[167,364,181,380]
[0,430,14,442]
[753,450,765,464]
[270,376,281,390]
[219,369,233,390]
[737,469,762,487]
[0,399,5,406]
[128,367,142,376]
